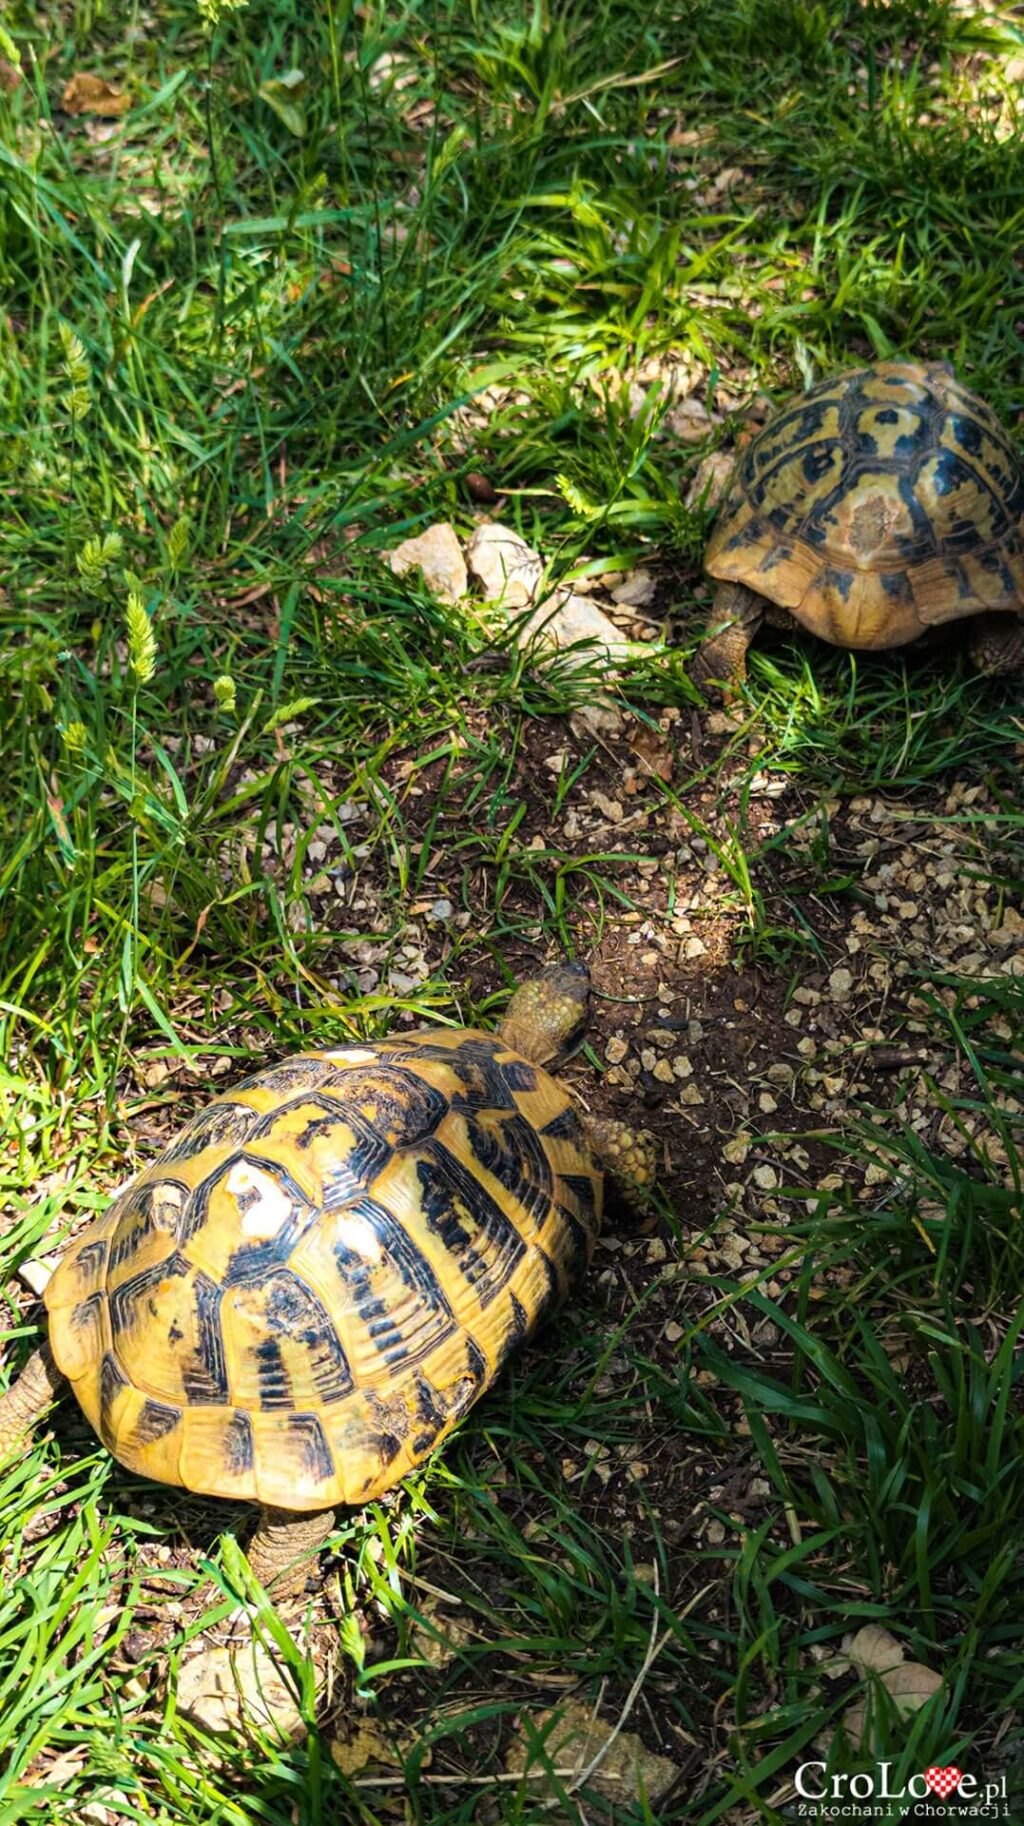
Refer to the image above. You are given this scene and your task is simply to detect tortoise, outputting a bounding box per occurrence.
[0,964,655,1599]
[692,359,1024,691]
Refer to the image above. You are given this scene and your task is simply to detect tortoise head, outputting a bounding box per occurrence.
[497,962,590,1067]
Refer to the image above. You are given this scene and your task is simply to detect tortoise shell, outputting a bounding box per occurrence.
[705,361,1024,648]
[43,1031,601,1510]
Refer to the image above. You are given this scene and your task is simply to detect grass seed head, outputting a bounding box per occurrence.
[126,590,156,684]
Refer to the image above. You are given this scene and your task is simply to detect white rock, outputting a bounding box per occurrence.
[18,1255,59,1296]
[178,1639,306,1740]
[685,448,735,510]
[387,523,467,604]
[829,966,854,1002]
[665,395,713,441]
[610,568,656,608]
[466,524,543,607]
[523,590,632,666]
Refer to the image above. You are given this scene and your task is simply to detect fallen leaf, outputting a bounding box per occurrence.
[881,1661,943,1716]
[631,725,674,783]
[844,1624,904,1675]
[411,1596,476,1668]
[505,1701,680,1820]
[330,1721,402,1775]
[61,72,130,117]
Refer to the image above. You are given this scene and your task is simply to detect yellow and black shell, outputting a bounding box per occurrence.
[43,1032,601,1509]
[705,360,1024,647]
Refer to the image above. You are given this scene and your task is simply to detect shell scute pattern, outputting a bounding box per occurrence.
[44,1032,600,1508]
[705,361,1024,645]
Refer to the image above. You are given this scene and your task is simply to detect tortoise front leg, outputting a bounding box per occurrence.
[967,613,1024,676]
[0,1345,63,1458]
[246,1506,336,1599]
[691,581,764,696]
[580,1115,658,1213]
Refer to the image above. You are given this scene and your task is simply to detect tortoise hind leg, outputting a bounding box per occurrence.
[967,614,1024,675]
[580,1114,658,1212]
[246,1505,336,1599]
[691,582,765,696]
[0,1345,63,1459]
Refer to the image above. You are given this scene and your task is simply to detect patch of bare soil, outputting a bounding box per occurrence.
[13,687,1023,1813]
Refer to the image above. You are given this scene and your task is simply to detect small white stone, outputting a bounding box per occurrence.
[829,967,854,1002]
[387,523,467,604]
[466,523,542,607]
[178,1638,306,1740]
[18,1255,58,1296]
[610,568,656,608]
[722,1136,750,1166]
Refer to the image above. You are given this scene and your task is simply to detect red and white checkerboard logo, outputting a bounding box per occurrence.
[923,1766,963,1799]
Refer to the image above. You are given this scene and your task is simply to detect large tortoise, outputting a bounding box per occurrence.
[0,965,655,1598]
[692,360,1024,689]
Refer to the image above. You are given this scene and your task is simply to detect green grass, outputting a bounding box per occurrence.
[1,0,1023,1820]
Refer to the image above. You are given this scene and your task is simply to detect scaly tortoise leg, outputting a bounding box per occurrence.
[0,1344,63,1458]
[580,1115,658,1212]
[967,613,1024,676]
[690,581,765,696]
[246,1506,336,1599]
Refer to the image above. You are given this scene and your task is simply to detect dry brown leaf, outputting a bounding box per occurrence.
[880,1661,943,1715]
[505,1701,680,1819]
[23,1748,88,1788]
[61,72,130,117]
[844,1623,904,1675]
[631,726,674,783]
[410,1596,476,1668]
[330,1721,402,1775]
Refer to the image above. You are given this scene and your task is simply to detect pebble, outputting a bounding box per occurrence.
[387,523,467,604]
[829,967,854,1002]
[466,523,542,607]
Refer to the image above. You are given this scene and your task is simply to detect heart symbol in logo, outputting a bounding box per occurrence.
[924,1767,963,1800]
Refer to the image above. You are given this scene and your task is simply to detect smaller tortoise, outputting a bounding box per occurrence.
[0,964,655,1599]
[692,359,1024,691]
